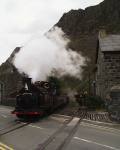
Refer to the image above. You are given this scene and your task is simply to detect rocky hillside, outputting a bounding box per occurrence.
[1,0,120,79]
[57,0,120,36]
[0,47,20,75]
[56,0,120,77]
[0,47,22,99]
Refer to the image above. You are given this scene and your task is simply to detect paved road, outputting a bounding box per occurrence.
[0,105,120,150]
[64,120,120,150]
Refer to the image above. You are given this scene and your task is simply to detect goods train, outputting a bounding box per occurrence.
[12,78,69,118]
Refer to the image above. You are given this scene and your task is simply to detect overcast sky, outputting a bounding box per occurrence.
[0,0,103,65]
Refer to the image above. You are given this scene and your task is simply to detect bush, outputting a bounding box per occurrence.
[85,96,105,110]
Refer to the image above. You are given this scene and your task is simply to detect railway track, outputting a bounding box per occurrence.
[56,110,86,150]
[36,109,86,150]
[36,116,73,150]
[0,120,30,136]
[35,110,111,150]
[0,108,111,150]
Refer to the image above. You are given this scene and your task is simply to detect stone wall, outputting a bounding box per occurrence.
[104,52,120,94]
[96,51,120,99]
[0,71,23,106]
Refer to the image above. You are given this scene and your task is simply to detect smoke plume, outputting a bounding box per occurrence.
[13,27,85,82]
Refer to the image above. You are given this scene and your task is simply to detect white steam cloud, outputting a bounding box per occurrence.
[13,27,85,82]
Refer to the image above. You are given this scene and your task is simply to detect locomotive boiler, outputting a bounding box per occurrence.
[12,77,69,118]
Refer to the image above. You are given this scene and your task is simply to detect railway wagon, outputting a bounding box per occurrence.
[11,78,69,118]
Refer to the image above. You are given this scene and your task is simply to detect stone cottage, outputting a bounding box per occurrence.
[0,47,23,106]
[96,31,120,99]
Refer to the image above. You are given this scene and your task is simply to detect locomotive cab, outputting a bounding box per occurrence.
[12,78,44,118]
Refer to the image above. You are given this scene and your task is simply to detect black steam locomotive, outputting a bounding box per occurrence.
[12,78,69,118]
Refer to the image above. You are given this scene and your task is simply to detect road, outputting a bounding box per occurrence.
[0,105,120,150]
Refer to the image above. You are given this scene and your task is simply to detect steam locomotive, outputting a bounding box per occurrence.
[12,78,69,118]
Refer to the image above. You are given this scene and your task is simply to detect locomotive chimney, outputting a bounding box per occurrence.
[23,77,32,91]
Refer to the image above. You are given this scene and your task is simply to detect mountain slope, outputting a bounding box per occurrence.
[57,0,120,36]
[1,0,120,79]
[56,0,120,77]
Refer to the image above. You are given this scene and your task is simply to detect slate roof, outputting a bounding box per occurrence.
[99,35,120,52]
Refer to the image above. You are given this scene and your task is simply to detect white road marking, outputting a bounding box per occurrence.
[0,142,14,150]
[50,116,68,123]
[29,125,44,130]
[67,117,80,127]
[0,146,5,150]
[83,119,114,125]
[1,114,7,118]
[52,114,71,119]
[74,137,120,150]
[50,114,72,123]
[0,108,12,112]
[81,122,120,133]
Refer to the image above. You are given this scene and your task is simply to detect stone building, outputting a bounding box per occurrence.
[0,47,23,106]
[96,32,120,99]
